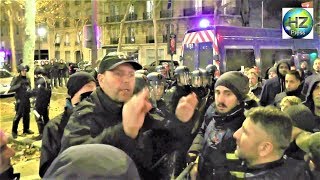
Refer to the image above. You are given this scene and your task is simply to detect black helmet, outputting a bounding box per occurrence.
[174,66,190,86]
[147,72,165,101]
[147,72,165,84]
[133,73,148,94]
[35,67,46,75]
[206,64,217,76]
[190,69,209,87]
[135,69,149,76]
[17,64,29,73]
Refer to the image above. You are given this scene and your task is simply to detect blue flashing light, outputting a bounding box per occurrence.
[199,19,210,28]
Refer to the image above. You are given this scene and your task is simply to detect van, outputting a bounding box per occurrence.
[181,25,319,75]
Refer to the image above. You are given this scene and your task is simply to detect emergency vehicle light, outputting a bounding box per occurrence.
[199,19,210,28]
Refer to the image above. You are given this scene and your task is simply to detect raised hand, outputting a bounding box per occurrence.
[175,92,198,122]
[122,88,152,139]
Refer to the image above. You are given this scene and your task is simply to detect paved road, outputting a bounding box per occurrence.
[0,87,68,179]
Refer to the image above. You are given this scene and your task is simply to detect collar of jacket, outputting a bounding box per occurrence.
[65,98,73,110]
[212,104,245,125]
[245,157,284,174]
[94,87,123,114]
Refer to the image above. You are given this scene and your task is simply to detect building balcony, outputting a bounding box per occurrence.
[55,43,60,47]
[183,8,196,16]
[146,36,154,43]
[110,37,119,44]
[126,13,137,21]
[106,15,124,23]
[64,42,71,46]
[143,12,152,20]
[125,37,135,44]
[202,6,214,15]
[160,10,173,18]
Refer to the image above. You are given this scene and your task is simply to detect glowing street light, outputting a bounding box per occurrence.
[37,26,47,60]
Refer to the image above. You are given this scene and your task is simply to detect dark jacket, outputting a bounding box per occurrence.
[9,75,32,113]
[244,157,311,179]
[260,60,290,106]
[163,85,192,114]
[59,87,189,179]
[188,104,245,179]
[39,99,73,178]
[274,83,305,107]
[33,75,52,112]
[303,76,320,130]
[302,74,320,97]
[0,167,20,180]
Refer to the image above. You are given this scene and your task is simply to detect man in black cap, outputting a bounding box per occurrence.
[39,71,96,177]
[188,71,249,179]
[8,64,34,139]
[59,54,198,179]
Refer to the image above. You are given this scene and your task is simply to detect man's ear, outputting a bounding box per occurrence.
[97,73,104,86]
[258,141,273,157]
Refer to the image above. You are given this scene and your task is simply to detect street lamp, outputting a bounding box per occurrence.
[37,26,47,60]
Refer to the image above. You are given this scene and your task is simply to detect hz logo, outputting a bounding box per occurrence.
[282,8,313,39]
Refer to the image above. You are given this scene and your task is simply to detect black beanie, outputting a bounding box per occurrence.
[214,71,249,101]
[67,72,96,98]
[285,104,317,132]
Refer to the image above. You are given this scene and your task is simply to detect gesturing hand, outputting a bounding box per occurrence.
[122,88,152,139]
[175,92,198,122]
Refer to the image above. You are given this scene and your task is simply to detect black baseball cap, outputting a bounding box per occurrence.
[98,54,142,73]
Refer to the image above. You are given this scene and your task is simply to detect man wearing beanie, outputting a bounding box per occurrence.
[39,71,96,177]
[59,53,198,179]
[260,60,290,106]
[284,104,317,160]
[188,71,249,179]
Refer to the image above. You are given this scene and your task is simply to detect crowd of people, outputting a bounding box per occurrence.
[1,53,320,179]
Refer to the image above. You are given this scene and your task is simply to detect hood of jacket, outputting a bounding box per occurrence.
[276,60,290,79]
[304,76,320,112]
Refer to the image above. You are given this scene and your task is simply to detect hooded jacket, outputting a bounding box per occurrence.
[303,76,320,130]
[260,60,290,106]
[274,83,305,107]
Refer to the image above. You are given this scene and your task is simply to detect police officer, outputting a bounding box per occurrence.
[9,64,33,139]
[33,67,52,139]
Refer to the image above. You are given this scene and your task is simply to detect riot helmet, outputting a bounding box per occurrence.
[206,64,217,76]
[17,64,30,73]
[35,67,46,76]
[174,66,190,86]
[156,65,167,78]
[190,69,209,87]
[135,69,149,76]
[147,72,165,101]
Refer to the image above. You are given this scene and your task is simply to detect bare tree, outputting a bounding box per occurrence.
[2,0,25,74]
[23,0,36,88]
[117,0,135,52]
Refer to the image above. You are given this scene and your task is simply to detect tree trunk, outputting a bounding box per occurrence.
[7,4,17,74]
[153,0,160,65]
[23,0,36,88]
[117,0,133,52]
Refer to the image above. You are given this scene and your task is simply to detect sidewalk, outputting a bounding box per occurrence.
[5,87,68,179]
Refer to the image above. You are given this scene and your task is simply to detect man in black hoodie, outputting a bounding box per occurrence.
[274,70,304,107]
[260,59,290,106]
[302,58,320,96]
[303,76,320,131]
[39,72,96,177]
